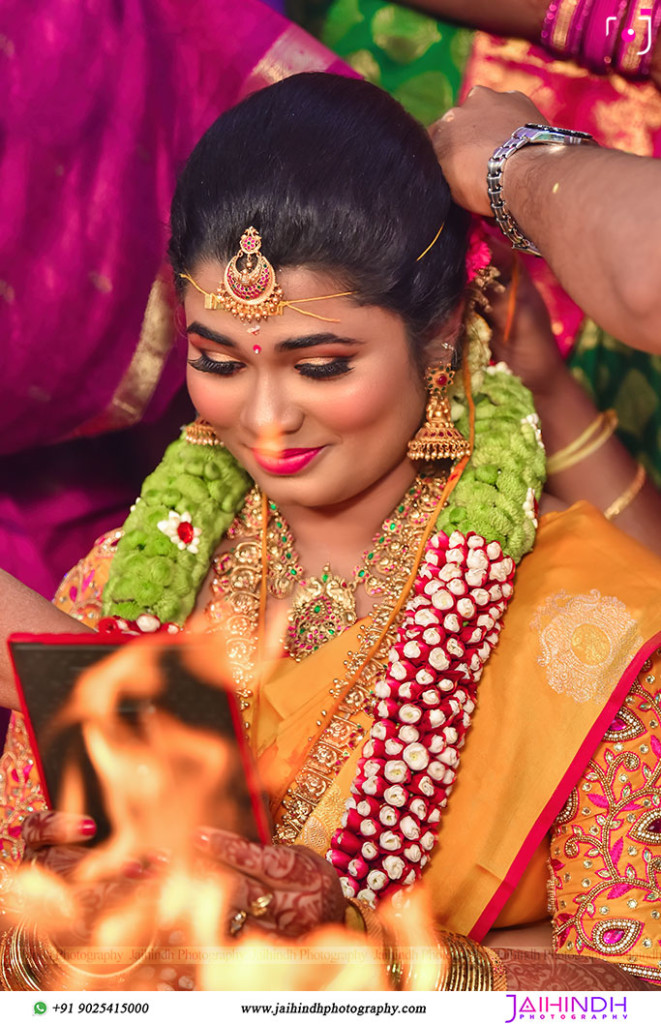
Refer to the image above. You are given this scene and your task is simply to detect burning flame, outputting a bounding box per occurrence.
[5,631,440,992]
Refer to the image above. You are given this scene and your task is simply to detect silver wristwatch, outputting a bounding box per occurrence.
[487,123,596,257]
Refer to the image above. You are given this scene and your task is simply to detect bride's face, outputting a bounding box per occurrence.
[184,264,428,509]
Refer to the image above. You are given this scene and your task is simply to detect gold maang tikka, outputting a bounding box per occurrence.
[407,365,471,462]
[206,226,282,321]
[180,226,355,329]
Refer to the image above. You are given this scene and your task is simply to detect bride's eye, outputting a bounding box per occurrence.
[295,357,352,380]
[188,353,244,376]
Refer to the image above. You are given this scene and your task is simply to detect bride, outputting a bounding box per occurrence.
[1,73,660,991]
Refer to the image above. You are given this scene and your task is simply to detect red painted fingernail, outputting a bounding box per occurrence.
[122,860,145,880]
[79,818,97,837]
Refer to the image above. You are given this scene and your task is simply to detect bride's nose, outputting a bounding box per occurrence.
[238,371,303,438]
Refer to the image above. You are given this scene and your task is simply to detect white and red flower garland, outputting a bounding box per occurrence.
[327,527,515,907]
[98,614,181,637]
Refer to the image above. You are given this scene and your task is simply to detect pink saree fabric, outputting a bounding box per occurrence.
[0,0,355,597]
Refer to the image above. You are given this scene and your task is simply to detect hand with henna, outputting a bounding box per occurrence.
[20,810,157,952]
[21,809,97,876]
[195,827,347,938]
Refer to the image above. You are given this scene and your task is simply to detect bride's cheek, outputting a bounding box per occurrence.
[186,374,238,431]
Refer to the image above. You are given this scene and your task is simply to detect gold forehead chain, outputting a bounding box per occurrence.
[180,222,445,325]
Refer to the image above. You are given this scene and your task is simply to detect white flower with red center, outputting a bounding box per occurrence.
[328,528,516,906]
[157,510,202,554]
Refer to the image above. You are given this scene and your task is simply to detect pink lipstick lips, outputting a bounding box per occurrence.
[252,446,324,475]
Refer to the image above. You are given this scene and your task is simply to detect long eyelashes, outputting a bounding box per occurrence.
[296,358,352,379]
[188,354,242,376]
[188,353,353,380]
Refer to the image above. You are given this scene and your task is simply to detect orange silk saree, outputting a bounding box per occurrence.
[2,502,661,978]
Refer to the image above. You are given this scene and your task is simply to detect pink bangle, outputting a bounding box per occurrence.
[566,0,596,57]
[641,0,661,74]
[616,0,661,76]
[542,0,586,55]
[580,0,627,71]
[541,1,562,49]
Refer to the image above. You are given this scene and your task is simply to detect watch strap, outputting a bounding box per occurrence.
[487,123,595,257]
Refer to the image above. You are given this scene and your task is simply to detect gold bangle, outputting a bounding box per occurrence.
[344,901,367,933]
[347,898,403,991]
[546,409,618,475]
[549,408,606,461]
[0,920,155,991]
[0,927,14,991]
[43,930,155,989]
[603,463,647,521]
[0,923,42,990]
[437,931,504,991]
[484,946,508,991]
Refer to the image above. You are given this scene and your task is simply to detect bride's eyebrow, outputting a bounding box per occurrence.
[186,323,364,352]
[186,322,237,348]
[277,333,363,352]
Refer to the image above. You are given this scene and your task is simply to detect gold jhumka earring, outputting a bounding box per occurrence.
[184,418,224,447]
[407,366,471,462]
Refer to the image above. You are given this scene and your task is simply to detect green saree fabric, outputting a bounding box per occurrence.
[292,0,471,123]
[569,325,661,487]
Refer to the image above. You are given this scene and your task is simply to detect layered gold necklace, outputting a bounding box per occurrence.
[205,473,445,685]
[266,476,444,661]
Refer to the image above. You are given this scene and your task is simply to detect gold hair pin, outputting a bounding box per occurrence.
[416,222,444,262]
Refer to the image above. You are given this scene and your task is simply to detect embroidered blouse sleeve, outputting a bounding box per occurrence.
[548,646,661,985]
[53,529,123,628]
[0,531,122,877]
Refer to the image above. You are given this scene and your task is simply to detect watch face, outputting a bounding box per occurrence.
[525,122,593,141]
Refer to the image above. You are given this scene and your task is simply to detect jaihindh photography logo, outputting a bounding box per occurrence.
[505,995,629,1022]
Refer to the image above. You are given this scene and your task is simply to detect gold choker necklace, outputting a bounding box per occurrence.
[265,477,444,661]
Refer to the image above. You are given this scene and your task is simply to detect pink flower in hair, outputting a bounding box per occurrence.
[466,228,492,283]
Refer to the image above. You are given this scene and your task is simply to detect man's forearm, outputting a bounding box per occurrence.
[407,0,545,37]
[0,569,91,710]
[431,85,661,352]
[503,143,661,352]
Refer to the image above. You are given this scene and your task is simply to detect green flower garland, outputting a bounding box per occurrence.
[102,443,251,623]
[102,357,546,626]
[439,366,545,560]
